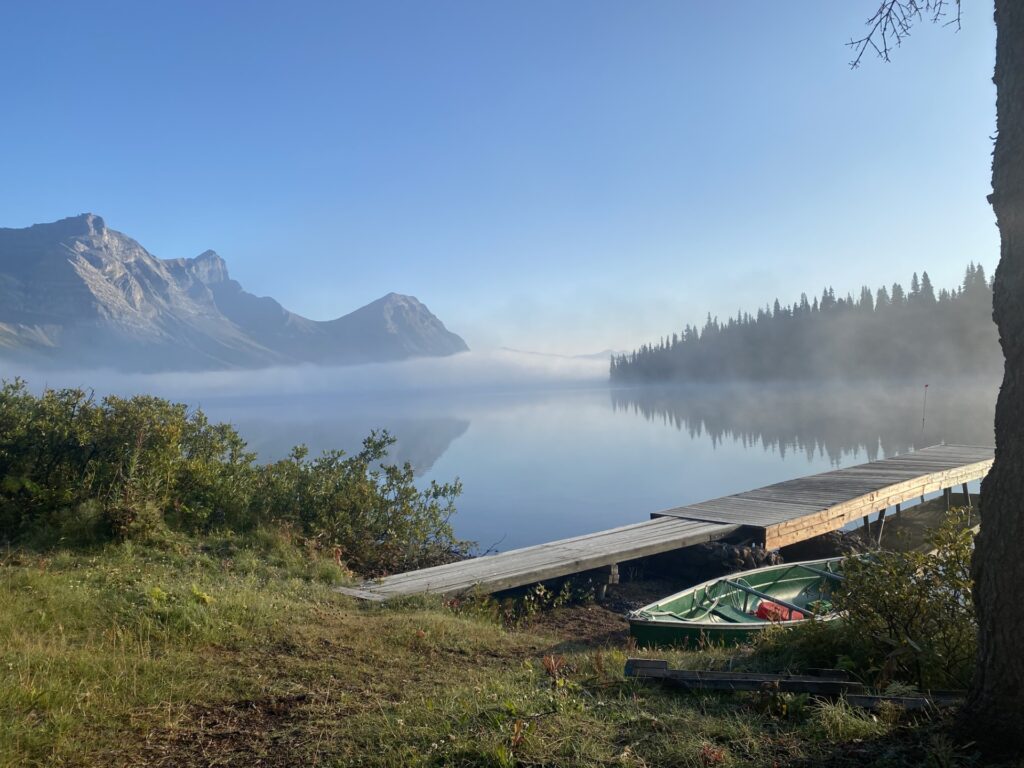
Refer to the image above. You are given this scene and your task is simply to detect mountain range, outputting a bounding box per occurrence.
[0,214,468,371]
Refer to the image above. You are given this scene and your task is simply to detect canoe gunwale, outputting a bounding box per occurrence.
[628,556,845,633]
[628,613,841,631]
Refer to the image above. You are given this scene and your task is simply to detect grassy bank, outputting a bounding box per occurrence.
[1,535,992,768]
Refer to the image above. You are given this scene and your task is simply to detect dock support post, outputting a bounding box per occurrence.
[961,483,972,510]
[876,509,887,546]
[944,487,952,510]
[596,563,619,601]
[894,503,902,521]
[862,515,871,543]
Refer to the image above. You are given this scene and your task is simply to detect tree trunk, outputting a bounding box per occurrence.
[964,0,1024,754]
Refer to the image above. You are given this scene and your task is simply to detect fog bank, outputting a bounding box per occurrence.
[0,349,608,401]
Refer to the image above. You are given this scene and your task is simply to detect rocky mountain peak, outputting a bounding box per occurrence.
[76,212,106,236]
[189,249,229,284]
[23,212,108,241]
[375,292,423,309]
[0,214,469,371]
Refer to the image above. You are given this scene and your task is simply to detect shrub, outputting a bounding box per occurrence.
[758,509,976,690]
[249,434,468,576]
[0,379,472,575]
[833,509,976,689]
[0,380,255,542]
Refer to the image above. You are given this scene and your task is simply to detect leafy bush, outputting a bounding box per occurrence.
[248,436,467,575]
[833,510,976,689]
[757,510,976,690]
[0,379,471,575]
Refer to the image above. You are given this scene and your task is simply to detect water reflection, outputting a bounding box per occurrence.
[610,379,996,464]
[181,379,998,549]
[195,394,471,476]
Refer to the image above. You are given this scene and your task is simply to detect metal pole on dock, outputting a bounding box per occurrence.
[920,384,929,435]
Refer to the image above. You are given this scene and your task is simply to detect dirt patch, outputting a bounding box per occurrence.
[521,578,701,649]
[129,694,314,768]
[522,602,629,648]
[601,579,691,613]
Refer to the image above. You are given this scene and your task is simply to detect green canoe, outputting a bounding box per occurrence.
[628,557,844,647]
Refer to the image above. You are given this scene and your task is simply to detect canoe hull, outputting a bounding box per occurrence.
[629,618,768,647]
[628,557,844,647]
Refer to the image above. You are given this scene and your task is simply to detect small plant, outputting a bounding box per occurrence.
[486,577,596,628]
[754,681,808,720]
[541,654,566,682]
[698,741,727,765]
[812,698,886,742]
[190,584,214,605]
[509,717,527,751]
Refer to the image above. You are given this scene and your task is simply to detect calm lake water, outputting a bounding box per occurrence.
[192,378,997,551]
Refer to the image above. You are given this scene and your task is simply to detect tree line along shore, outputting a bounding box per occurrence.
[611,264,997,383]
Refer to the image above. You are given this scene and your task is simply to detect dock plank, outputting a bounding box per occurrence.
[339,444,992,600]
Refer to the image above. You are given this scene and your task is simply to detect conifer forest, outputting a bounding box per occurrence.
[610,265,998,383]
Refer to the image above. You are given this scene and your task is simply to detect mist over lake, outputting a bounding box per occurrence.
[7,352,994,551]
[18,360,985,552]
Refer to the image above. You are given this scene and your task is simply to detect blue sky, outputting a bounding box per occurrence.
[1,1,997,354]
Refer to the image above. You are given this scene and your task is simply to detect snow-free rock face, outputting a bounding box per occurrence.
[0,214,468,371]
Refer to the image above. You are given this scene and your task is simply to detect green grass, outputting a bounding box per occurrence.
[0,538,999,768]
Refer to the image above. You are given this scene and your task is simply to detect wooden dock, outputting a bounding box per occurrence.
[338,444,992,601]
[653,443,993,549]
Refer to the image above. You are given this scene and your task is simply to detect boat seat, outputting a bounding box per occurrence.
[710,605,765,623]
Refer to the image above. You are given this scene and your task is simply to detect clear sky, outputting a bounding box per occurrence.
[1,1,997,355]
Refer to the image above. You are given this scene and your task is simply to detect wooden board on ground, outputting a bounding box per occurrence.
[625,659,965,709]
[624,659,866,695]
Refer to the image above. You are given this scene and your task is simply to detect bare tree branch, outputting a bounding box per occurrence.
[849,0,962,68]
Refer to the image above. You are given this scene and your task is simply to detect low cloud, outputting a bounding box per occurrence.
[1,349,609,400]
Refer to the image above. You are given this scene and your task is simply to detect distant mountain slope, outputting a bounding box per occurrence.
[0,214,468,371]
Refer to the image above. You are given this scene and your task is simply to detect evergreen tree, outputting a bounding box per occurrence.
[920,271,936,303]
[859,286,874,311]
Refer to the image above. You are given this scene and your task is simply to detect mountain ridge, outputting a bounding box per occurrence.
[0,214,468,371]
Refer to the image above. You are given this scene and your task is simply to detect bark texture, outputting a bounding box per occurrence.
[965,0,1024,754]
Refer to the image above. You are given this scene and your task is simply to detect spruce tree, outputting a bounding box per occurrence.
[920,271,936,303]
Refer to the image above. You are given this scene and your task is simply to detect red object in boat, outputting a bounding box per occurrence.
[755,601,803,622]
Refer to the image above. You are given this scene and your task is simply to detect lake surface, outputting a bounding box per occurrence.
[192,378,997,551]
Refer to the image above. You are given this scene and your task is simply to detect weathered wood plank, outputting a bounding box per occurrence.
[341,444,993,599]
[624,660,867,695]
[625,660,965,708]
[351,519,739,597]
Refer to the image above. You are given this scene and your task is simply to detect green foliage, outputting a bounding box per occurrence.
[247,434,466,575]
[758,510,976,690]
[446,578,599,629]
[0,379,470,575]
[810,699,887,742]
